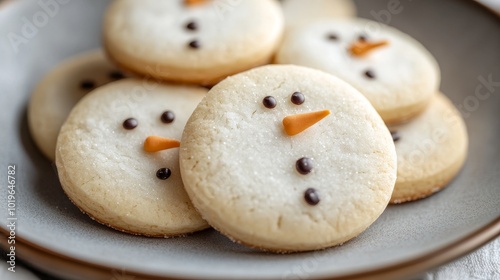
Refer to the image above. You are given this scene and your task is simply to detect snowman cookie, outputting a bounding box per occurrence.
[389,93,468,204]
[280,0,356,31]
[180,65,397,252]
[276,18,441,125]
[103,0,284,85]
[56,79,209,236]
[28,49,128,161]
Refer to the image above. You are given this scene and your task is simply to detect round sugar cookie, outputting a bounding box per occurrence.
[281,0,356,30]
[103,0,284,85]
[56,79,209,237]
[389,93,468,204]
[28,49,128,161]
[276,18,441,125]
[180,65,397,252]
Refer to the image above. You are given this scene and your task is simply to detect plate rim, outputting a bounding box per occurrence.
[1,0,499,279]
[1,217,499,280]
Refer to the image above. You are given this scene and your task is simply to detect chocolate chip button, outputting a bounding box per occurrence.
[156,168,172,180]
[296,157,313,175]
[185,20,198,31]
[364,70,376,79]
[188,40,200,49]
[304,188,320,206]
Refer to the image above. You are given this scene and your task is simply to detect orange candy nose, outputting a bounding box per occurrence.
[283,110,331,136]
[184,0,209,6]
[349,40,388,57]
[144,136,180,152]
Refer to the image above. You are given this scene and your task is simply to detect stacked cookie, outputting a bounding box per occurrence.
[180,65,397,252]
[31,0,287,239]
[103,0,284,85]
[275,17,468,204]
[27,0,467,252]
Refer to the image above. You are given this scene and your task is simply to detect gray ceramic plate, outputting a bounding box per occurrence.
[0,0,499,279]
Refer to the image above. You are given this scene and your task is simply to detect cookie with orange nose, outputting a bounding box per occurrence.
[103,0,284,85]
[179,65,397,252]
[28,49,128,161]
[276,18,440,125]
[388,93,468,204]
[55,79,209,237]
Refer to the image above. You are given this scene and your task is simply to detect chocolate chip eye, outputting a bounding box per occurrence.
[296,157,313,175]
[156,168,172,180]
[263,96,277,109]
[391,131,400,142]
[123,118,138,130]
[161,111,175,123]
[188,40,200,49]
[364,69,376,79]
[326,33,339,41]
[291,92,305,105]
[185,20,198,31]
[109,71,125,80]
[304,188,320,206]
[80,80,95,90]
[358,34,368,41]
